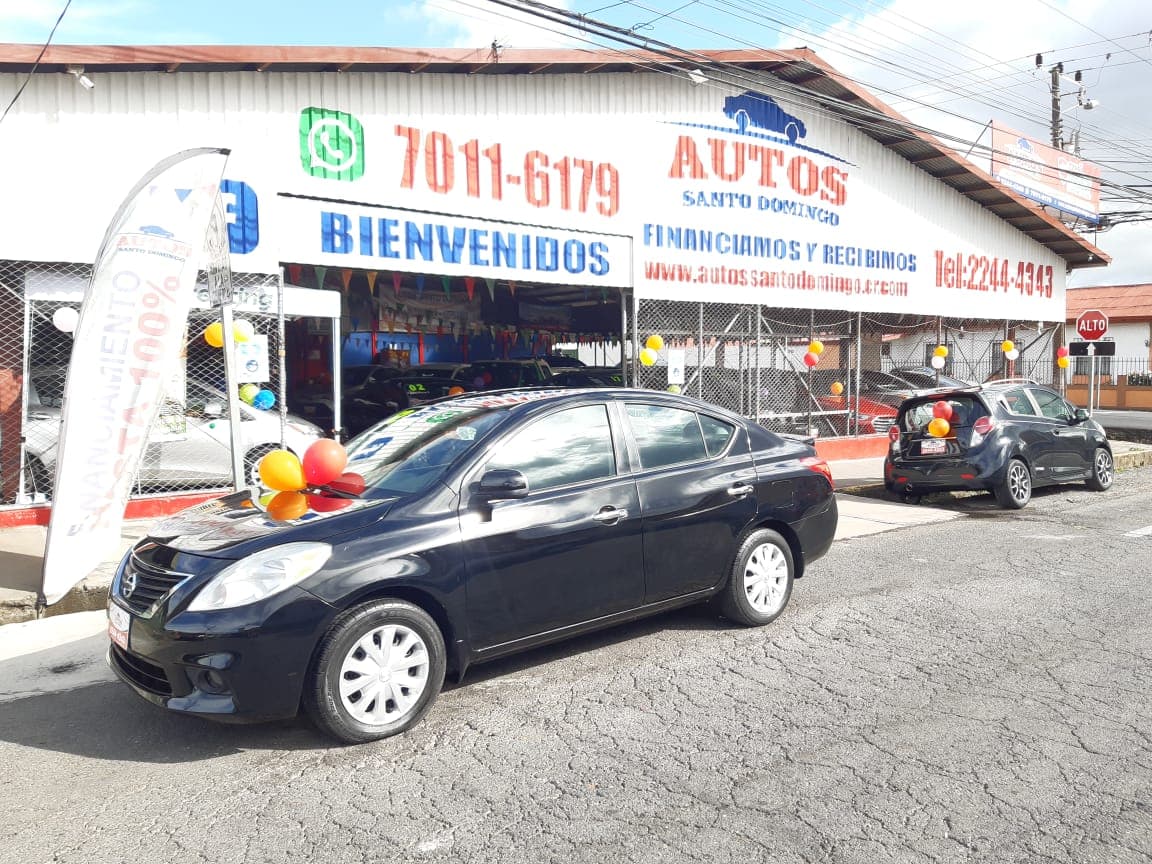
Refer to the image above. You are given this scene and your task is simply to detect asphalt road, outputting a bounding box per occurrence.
[1,472,1150,863]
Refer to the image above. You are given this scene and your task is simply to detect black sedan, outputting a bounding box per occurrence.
[884,379,1113,508]
[107,388,838,743]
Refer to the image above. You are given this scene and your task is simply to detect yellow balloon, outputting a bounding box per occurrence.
[233,319,255,343]
[203,321,224,348]
[1001,340,1015,353]
[830,381,844,396]
[667,384,681,394]
[639,348,657,367]
[1057,355,1070,369]
[645,334,664,352]
[258,449,306,492]
[927,417,951,438]
[808,340,824,355]
[933,345,949,358]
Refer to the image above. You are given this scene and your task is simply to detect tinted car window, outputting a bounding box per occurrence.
[1001,388,1037,416]
[699,414,736,456]
[1029,388,1072,420]
[486,405,615,492]
[902,395,984,430]
[627,404,709,468]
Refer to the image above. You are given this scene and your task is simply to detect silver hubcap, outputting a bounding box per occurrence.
[1008,462,1030,502]
[742,542,789,615]
[1095,451,1113,486]
[338,624,430,725]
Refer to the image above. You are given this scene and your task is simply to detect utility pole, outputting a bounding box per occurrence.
[1049,62,1063,149]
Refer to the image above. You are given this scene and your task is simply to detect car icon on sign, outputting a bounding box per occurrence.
[138,224,175,239]
[723,91,806,144]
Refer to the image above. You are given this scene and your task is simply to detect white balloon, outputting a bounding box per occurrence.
[1005,348,1020,361]
[52,306,79,333]
[930,355,946,369]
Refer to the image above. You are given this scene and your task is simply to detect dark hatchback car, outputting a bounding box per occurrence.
[107,389,838,743]
[884,380,1113,509]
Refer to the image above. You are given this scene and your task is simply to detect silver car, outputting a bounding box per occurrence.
[23,373,323,496]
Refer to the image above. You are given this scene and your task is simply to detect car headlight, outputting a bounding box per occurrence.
[187,542,332,611]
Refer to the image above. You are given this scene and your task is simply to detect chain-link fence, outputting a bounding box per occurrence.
[1,260,290,506]
[631,299,1136,436]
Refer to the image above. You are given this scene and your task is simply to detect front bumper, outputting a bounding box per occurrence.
[107,585,337,722]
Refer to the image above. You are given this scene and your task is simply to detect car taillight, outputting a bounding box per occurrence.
[800,456,834,487]
[888,425,901,442]
[973,416,994,436]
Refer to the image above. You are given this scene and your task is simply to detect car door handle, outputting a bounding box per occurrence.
[727,484,755,497]
[592,507,628,523]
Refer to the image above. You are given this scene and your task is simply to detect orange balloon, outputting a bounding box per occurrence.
[258,449,306,491]
[266,491,308,520]
[927,417,951,438]
[447,386,465,396]
[830,381,844,396]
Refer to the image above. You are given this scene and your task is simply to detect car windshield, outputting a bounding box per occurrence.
[345,404,507,496]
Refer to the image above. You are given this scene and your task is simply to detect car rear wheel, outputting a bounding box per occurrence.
[1086,447,1113,491]
[304,599,446,744]
[717,529,794,626]
[994,458,1032,509]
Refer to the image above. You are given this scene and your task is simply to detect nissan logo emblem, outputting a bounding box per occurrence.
[122,571,138,599]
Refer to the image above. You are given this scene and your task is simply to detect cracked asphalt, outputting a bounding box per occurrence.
[1,470,1149,863]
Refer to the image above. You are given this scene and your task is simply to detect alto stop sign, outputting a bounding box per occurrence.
[1076,309,1109,341]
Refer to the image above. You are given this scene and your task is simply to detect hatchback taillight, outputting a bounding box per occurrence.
[800,456,834,487]
[888,425,901,442]
[972,416,994,436]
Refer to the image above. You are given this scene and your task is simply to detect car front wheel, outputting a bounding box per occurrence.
[717,528,795,626]
[1086,447,1113,491]
[304,599,446,744]
[994,458,1032,509]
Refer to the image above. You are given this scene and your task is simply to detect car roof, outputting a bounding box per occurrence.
[434,386,746,423]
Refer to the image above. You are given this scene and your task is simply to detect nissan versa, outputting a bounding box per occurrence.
[108,389,838,744]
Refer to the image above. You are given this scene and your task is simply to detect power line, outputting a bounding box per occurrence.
[0,0,74,129]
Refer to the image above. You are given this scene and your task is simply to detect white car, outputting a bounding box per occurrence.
[23,373,323,496]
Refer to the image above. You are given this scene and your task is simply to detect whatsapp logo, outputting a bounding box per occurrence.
[299,107,365,181]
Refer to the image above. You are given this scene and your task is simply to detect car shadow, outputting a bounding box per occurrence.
[0,604,734,761]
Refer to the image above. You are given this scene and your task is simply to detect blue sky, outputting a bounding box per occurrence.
[4,0,1151,283]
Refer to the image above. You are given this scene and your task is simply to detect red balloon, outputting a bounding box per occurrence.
[302,439,348,486]
[932,400,953,420]
[1056,346,1069,358]
[307,494,352,513]
[329,471,366,496]
[803,351,819,367]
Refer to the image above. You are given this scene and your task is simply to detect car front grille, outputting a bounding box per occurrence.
[872,417,895,434]
[110,643,173,697]
[119,551,191,615]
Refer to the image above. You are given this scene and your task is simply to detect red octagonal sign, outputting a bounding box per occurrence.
[1076,309,1109,341]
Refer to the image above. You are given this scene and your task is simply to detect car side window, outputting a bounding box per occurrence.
[485,405,615,492]
[1001,388,1037,416]
[626,404,709,468]
[699,414,736,456]
[1029,388,1071,421]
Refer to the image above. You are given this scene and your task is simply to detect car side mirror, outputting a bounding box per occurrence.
[203,401,224,418]
[1071,408,1090,424]
[476,468,529,501]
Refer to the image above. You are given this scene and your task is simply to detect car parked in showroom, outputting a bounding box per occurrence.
[106,388,838,744]
[884,379,1113,508]
[24,372,323,496]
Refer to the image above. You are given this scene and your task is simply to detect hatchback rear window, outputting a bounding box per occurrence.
[901,395,985,431]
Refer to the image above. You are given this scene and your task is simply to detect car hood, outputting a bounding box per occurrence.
[147,488,395,559]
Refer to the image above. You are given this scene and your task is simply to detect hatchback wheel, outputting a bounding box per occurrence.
[717,528,794,626]
[304,599,446,744]
[994,458,1032,509]
[1086,447,1113,491]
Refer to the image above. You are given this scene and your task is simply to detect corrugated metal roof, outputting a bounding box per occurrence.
[0,43,1109,270]
[1066,285,1152,322]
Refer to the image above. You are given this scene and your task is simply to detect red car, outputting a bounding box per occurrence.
[814,393,897,436]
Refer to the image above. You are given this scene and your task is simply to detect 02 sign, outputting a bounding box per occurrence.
[1076,309,1109,342]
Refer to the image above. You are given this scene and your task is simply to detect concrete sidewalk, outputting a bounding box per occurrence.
[2,441,1151,626]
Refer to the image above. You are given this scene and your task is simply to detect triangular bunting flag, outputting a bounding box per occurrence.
[441,275,452,297]
[508,281,517,297]
[464,276,476,301]
[340,269,353,292]
[366,270,379,294]
[287,264,302,285]
[391,272,402,296]
[314,266,328,291]
[415,274,425,296]
[484,278,495,302]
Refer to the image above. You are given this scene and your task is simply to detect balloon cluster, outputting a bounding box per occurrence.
[239,383,276,411]
[930,344,949,370]
[1056,345,1070,369]
[256,440,366,520]
[203,319,255,348]
[803,339,824,368]
[1002,339,1019,362]
[927,400,953,438]
[639,334,664,367]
